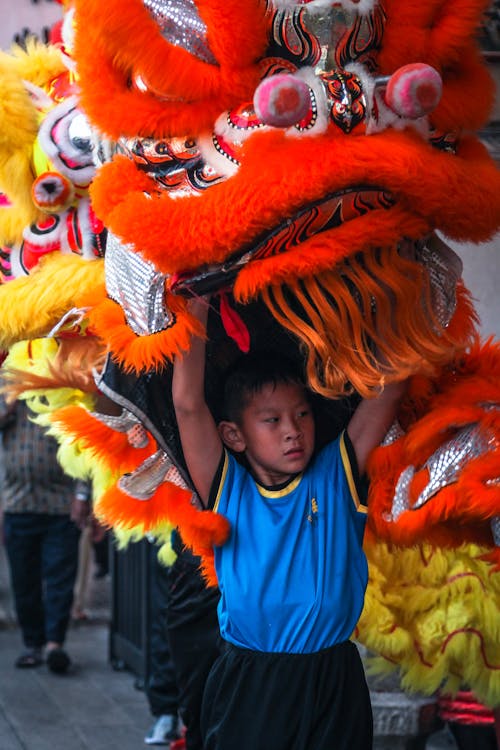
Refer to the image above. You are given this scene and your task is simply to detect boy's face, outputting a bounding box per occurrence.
[223,381,315,487]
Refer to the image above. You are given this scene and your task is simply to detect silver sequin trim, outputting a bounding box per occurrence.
[389,465,413,520]
[90,408,141,433]
[414,424,494,509]
[381,420,405,447]
[390,422,498,521]
[105,233,173,337]
[89,409,149,448]
[143,0,217,64]
[419,235,463,328]
[118,449,189,500]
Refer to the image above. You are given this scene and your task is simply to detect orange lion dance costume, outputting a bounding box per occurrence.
[4,0,499,710]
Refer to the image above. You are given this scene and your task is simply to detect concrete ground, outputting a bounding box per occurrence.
[0,536,438,750]
[0,536,153,750]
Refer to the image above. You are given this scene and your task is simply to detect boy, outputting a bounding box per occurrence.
[172,298,405,750]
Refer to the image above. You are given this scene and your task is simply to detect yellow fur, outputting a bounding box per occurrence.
[0,254,105,348]
[358,539,500,707]
[2,339,107,492]
[0,40,66,244]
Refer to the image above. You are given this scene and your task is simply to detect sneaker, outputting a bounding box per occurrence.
[46,646,71,674]
[144,714,181,746]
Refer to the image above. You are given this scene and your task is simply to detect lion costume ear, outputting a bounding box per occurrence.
[379,0,495,131]
[22,80,54,111]
[73,0,268,138]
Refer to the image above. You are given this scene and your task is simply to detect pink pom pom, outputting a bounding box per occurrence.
[385,64,443,119]
[253,74,311,128]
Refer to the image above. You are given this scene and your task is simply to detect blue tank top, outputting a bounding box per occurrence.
[212,431,368,654]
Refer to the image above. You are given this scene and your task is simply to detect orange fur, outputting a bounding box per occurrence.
[95,479,230,551]
[88,296,204,373]
[259,247,475,398]
[90,131,500,280]
[379,0,494,130]
[73,0,267,138]
[69,0,500,570]
[368,339,500,551]
[51,405,153,473]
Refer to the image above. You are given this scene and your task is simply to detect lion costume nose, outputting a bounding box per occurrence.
[31,171,74,211]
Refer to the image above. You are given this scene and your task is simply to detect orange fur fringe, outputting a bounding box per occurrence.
[88,295,204,373]
[261,253,476,398]
[50,405,153,473]
[52,404,229,582]
[95,480,229,586]
[90,131,500,281]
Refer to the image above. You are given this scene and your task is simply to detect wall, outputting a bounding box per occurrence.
[454,235,500,339]
[0,0,61,49]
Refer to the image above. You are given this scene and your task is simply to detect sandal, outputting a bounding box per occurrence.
[15,648,43,668]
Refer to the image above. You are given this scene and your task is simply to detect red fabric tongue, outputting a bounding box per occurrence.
[219,292,250,353]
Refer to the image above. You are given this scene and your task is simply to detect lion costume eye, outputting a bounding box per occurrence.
[67,114,93,154]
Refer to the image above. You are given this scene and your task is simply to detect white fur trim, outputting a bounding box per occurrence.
[37,97,96,188]
[367,89,431,139]
[345,62,375,112]
[9,244,27,280]
[62,7,76,57]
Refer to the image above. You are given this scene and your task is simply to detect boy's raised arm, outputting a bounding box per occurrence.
[172,298,223,506]
[347,379,407,477]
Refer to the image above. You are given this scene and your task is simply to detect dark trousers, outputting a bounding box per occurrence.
[146,545,179,717]
[450,722,498,750]
[166,550,221,750]
[4,512,80,648]
[202,639,373,750]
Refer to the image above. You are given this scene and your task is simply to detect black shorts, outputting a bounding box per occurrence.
[201,639,373,750]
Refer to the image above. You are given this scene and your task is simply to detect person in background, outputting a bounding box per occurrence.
[164,532,221,750]
[144,531,221,749]
[144,537,183,747]
[0,397,90,673]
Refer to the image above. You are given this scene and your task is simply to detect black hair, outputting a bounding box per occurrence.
[222,351,306,424]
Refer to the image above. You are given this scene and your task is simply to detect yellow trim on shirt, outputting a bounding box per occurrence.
[256,473,303,498]
[213,450,229,513]
[339,431,367,514]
